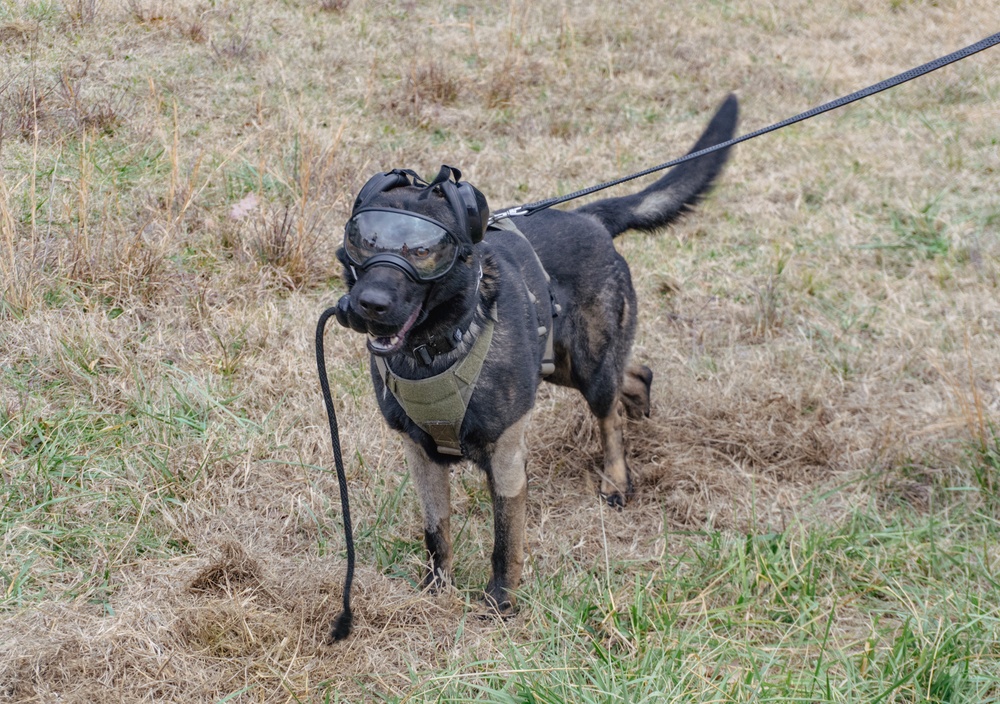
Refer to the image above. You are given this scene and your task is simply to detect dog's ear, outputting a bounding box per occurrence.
[469,185,489,242]
[336,247,357,288]
[353,170,414,212]
[436,165,489,244]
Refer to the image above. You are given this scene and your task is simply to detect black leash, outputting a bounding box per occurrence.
[489,31,1000,223]
[317,30,999,643]
[316,306,355,642]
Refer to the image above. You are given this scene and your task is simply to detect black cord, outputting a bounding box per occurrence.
[316,306,355,642]
[490,31,1000,222]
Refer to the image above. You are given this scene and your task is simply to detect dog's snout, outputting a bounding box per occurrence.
[358,288,393,317]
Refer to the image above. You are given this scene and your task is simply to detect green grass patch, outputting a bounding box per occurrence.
[0,360,269,609]
[379,501,1000,703]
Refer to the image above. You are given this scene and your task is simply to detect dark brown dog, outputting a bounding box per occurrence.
[335,94,738,612]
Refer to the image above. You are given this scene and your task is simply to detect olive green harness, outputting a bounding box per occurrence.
[373,307,496,456]
[373,217,556,457]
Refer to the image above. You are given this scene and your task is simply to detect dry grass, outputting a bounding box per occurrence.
[1,0,999,701]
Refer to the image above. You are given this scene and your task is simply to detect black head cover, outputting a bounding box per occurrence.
[353,166,489,244]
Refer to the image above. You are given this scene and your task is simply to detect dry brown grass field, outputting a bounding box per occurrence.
[1,0,999,701]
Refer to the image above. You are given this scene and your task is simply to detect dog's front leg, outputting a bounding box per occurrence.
[483,415,529,614]
[403,437,453,589]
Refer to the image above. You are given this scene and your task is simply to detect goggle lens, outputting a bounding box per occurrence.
[344,210,459,281]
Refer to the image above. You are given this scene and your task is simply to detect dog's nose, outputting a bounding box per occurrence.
[357,289,392,317]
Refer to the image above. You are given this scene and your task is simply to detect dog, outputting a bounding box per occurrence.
[334,94,738,614]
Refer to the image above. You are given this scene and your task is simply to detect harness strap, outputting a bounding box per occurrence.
[489,217,558,376]
[374,305,497,456]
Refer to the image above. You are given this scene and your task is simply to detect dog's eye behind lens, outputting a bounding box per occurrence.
[413,247,431,258]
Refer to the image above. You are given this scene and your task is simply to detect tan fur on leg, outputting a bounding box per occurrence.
[488,413,530,497]
[598,403,632,508]
[485,484,526,612]
[402,437,453,587]
[483,414,530,611]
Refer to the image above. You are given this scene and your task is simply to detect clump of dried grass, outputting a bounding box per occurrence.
[64,0,99,28]
[3,80,49,140]
[210,15,261,65]
[125,0,170,25]
[219,132,350,289]
[0,21,35,45]
[1,73,130,142]
[189,542,263,593]
[319,0,350,13]
[54,72,129,136]
[386,59,465,127]
[241,203,325,287]
[481,56,533,110]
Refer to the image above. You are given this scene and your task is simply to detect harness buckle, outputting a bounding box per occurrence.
[414,345,433,366]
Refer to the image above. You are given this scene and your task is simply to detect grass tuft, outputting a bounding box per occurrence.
[319,0,350,13]
[64,0,98,28]
[210,15,260,65]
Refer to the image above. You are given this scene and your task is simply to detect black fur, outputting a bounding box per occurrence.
[335,93,739,612]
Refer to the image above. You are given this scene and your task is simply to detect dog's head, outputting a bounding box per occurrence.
[335,166,489,356]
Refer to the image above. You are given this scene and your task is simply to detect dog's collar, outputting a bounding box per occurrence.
[410,328,466,365]
[407,264,483,366]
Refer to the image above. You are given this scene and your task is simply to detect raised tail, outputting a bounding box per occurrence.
[576,93,739,237]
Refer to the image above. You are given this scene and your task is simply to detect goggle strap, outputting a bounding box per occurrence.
[395,168,425,186]
[427,165,460,189]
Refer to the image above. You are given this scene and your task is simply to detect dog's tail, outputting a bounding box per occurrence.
[575,93,738,238]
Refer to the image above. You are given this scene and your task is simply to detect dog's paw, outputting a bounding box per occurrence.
[600,471,635,510]
[621,396,650,420]
[484,581,517,616]
[483,598,515,617]
[602,491,628,510]
[421,568,452,593]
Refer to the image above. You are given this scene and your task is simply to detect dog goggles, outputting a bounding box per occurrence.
[344,209,460,282]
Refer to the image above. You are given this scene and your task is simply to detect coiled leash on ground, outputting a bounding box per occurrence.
[317,31,999,643]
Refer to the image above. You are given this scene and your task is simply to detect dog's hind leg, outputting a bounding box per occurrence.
[621,363,653,419]
[403,437,453,590]
[597,403,634,508]
[482,414,529,614]
[576,298,638,508]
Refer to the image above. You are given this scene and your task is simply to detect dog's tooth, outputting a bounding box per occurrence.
[365,331,403,353]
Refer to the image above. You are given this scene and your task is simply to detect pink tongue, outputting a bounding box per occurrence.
[396,305,422,337]
[370,306,421,351]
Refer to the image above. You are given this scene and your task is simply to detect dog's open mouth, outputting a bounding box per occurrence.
[366,305,422,356]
